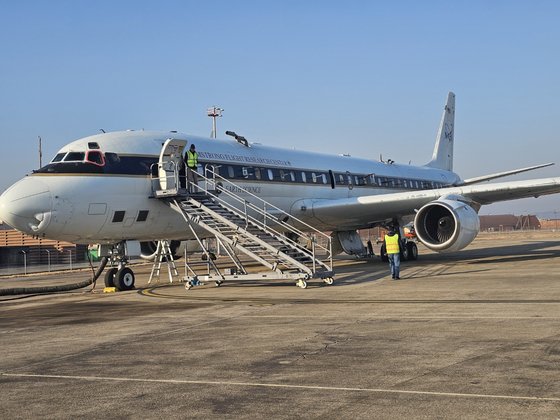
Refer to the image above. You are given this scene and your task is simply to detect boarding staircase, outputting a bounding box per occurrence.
[150,139,333,288]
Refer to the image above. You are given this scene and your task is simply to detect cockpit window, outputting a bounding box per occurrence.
[86,151,105,166]
[51,153,66,162]
[105,152,120,164]
[64,152,86,162]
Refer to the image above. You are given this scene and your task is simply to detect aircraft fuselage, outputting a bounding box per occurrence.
[0,130,460,244]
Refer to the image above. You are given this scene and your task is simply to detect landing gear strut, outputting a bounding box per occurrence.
[103,242,136,291]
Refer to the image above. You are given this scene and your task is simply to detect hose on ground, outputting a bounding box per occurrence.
[0,257,108,296]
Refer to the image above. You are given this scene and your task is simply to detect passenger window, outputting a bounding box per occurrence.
[64,152,85,162]
[255,168,262,180]
[227,166,235,178]
[312,173,317,183]
[301,172,307,183]
[289,171,295,182]
[268,169,274,180]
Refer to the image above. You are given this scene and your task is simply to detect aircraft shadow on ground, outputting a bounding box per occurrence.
[139,240,560,290]
[417,240,560,265]
[333,240,560,284]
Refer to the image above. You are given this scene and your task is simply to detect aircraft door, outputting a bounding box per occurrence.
[159,139,187,190]
[328,170,335,189]
[346,171,354,191]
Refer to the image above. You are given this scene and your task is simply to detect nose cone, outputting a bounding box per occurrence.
[0,177,53,235]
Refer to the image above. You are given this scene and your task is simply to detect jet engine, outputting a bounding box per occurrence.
[140,240,182,260]
[414,197,480,253]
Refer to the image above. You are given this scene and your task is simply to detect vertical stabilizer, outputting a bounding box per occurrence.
[426,92,455,171]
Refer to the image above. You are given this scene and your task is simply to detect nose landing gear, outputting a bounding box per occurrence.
[101,242,136,291]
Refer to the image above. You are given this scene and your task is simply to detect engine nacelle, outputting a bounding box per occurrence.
[140,240,182,261]
[414,198,480,253]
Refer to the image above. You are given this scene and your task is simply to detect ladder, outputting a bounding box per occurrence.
[152,165,334,289]
[148,240,180,284]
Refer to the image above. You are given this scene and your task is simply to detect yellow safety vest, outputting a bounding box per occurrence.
[385,234,400,254]
[186,150,198,168]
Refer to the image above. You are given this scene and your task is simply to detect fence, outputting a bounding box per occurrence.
[0,245,88,276]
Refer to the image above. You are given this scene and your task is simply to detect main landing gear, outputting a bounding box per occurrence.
[380,240,418,262]
[103,242,136,291]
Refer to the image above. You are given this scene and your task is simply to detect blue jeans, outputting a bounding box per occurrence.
[388,253,400,278]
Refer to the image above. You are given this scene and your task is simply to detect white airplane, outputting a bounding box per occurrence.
[1,92,559,289]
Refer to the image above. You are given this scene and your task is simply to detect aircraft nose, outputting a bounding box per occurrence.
[0,177,53,235]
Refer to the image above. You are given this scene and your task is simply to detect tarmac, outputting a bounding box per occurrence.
[1,231,559,419]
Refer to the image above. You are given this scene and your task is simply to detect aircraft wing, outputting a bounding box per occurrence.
[294,177,560,229]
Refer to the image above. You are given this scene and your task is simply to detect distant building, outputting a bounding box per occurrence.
[479,214,541,231]
[539,219,560,230]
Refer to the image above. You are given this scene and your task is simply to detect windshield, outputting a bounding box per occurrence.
[51,152,66,163]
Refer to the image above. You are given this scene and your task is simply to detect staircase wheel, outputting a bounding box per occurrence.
[296,279,308,289]
[323,277,334,285]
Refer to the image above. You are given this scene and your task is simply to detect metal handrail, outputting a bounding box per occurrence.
[150,161,334,273]
[203,167,330,243]
[197,166,333,270]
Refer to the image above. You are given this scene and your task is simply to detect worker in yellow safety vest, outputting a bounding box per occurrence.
[384,228,402,279]
[185,144,199,193]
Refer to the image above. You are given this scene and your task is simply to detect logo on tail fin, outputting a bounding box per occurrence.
[426,92,455,171]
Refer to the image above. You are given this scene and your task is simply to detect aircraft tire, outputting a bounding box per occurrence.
[380,243,389,262]
[406,242,418,261]
[400,244,409,261]
[114,267,135,291]
[104,268,118,288]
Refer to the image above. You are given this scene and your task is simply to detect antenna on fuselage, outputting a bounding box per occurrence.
[225,130,249,147]
[207,106,223,139]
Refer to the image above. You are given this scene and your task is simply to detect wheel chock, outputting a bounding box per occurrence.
[103,287,117,293]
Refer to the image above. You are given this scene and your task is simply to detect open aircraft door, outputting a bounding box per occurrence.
[158,138,187,191]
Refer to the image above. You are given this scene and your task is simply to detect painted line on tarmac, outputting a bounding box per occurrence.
[239,315,560,319]
[3,373,560,402]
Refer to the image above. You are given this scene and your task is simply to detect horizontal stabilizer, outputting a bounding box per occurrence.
[458,163,554,186]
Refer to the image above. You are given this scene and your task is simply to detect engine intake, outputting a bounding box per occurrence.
[414,198,480,252]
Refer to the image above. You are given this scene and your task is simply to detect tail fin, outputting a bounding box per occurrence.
[426,91,455,171]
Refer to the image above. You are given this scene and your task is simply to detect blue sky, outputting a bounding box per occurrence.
[1,1,559,215]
